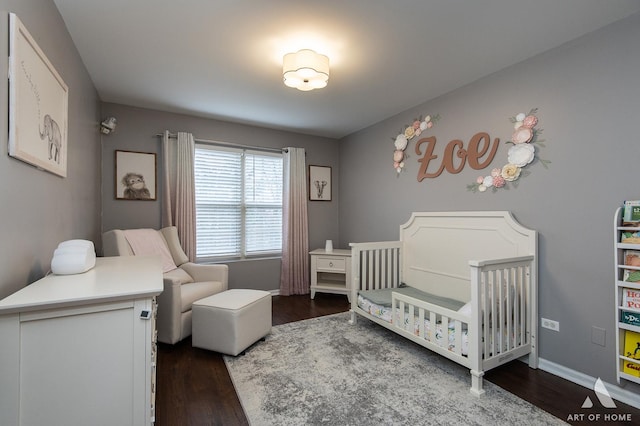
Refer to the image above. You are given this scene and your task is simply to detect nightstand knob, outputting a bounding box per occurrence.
[329,262,333,267]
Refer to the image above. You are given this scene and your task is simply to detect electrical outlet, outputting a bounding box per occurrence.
[541,318,560,332]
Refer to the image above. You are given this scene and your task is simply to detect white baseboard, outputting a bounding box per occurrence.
[538,358,639,409]
[269,289,280,296]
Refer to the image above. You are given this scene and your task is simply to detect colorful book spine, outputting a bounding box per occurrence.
[623,200,640,225]
[623,330,640,377]
[622,253,640,283]
[621,310,640,327]
[622,288,640,309]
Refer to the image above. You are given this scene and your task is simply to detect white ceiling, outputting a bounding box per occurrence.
[53,0,640,139]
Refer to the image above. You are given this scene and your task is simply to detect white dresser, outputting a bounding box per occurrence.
[310,248,352,301]
[0,256,163,426]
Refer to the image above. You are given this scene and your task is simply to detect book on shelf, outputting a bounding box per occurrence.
[622,200,640,226]
[622,288,640,309]
[621,230,640,244]
[623,330,640,377]
[622,251,640,282]
[621,310,640,327]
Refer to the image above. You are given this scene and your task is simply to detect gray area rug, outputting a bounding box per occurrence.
[224,312,566,425]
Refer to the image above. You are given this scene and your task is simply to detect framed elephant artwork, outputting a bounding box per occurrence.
[309,165,332,201]
[8,13,68,177]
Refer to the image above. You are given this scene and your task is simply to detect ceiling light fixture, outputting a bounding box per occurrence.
[283,49,329,91]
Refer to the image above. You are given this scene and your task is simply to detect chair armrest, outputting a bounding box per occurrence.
[180,263,229,290]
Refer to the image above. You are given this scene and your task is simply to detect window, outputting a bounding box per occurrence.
[194,145,283,260]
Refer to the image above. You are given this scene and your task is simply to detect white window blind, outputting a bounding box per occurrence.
[194,145,283,260]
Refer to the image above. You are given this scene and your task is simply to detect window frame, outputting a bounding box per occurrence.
[194,144,284,262]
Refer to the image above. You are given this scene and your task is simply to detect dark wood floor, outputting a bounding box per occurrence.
[156,293,639,425]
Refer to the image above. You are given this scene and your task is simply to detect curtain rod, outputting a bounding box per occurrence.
[156,132,288,153]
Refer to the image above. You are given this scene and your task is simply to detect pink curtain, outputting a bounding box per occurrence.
[280,147,309,295]
[161,131,196,261]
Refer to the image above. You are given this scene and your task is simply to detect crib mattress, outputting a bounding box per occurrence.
[359,285,466,311]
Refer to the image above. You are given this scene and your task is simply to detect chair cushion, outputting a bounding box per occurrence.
[163,267,195,286]
[160,227,190,266]
[180,281,226,313]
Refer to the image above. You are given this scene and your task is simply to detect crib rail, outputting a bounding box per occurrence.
[391,292,471,366]
[350,241,402,298]
[469,255,535,371]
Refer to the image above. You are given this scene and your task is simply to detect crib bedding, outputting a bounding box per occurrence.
[357,293,470,355]
[357,290,520,357]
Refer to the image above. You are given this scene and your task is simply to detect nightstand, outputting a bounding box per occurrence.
[310,248,351,302]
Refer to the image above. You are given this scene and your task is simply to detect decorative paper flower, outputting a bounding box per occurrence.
[512,127,533,144]
[507,143,535,167]
[404,126,415,139]
[390,114,440,173]
[467,107,549,193]
[523,115,538,128]
[394,135,408,151]
[493,175,506,188]
[501,164,521,181]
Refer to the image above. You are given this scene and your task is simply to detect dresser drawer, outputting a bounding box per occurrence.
[316,257,346,272]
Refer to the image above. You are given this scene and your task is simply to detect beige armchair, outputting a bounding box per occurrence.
[102,226,228,344]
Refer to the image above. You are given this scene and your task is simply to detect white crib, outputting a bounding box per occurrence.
[349,211,538,396]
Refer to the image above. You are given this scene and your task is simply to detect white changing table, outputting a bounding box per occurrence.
[0,256,163,426]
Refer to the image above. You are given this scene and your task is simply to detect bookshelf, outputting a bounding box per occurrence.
[614,206,640,385]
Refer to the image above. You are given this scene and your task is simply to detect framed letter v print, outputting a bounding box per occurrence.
[9,13,69,177]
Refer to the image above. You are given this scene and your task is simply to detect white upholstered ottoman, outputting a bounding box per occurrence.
[192,289,272,356]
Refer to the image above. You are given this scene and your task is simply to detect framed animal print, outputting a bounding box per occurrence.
[8,13,68,177]
[115,150,157,200]
[309,165,331,201]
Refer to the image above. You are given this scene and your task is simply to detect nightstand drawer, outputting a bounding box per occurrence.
[316,257,346,272]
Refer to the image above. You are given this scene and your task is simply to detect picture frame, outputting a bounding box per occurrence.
[309,165,332,201]
[8,13,69,178]
[115,150,157,201]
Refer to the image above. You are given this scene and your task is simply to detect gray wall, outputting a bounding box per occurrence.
[339,13,640,392]
[100,103,340,291]
[0,0,101,299]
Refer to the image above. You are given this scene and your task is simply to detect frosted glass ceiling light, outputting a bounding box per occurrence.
[283,49,329,91]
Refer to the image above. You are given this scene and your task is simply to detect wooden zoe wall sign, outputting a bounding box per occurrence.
[415,132,499,181]
[391,108,548,192]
